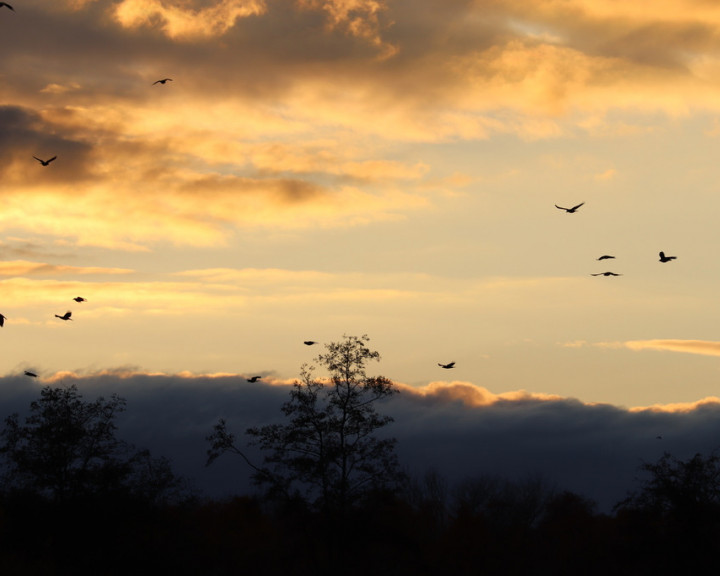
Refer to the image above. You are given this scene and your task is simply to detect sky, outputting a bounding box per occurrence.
[3,0,720,508]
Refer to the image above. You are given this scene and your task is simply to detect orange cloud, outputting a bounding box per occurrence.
[0,260,134,277]
[630,397,720,413]
[113,0,267,40]
[624,339,720,357]
[397,381,563,408]
[296,0,396,58]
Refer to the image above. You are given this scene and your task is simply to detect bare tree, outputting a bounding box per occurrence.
[207,334,403,513]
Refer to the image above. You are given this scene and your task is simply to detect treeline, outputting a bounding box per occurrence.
[1,336,719,574]
[1,470,720,576]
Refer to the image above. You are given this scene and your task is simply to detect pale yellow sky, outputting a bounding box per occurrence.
[2,0,720,409]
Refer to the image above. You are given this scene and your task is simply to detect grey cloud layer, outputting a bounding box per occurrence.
[2,372,718,511]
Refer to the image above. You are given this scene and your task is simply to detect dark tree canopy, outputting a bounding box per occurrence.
[0,384,190,504]
[616,450,720,525]
[208,334,403,513]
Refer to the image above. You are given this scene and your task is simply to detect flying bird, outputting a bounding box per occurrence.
[591,272,622,276]
[54,311,72,321]
[153,78,172,85]
[438,362,455,369]
[304,341,318,346]
[73,297,87,302]
[33,155,57,166]
[659,251,676,263]
[555,202,585,213]
[246,376,262,383]
[597,255,615,261]
[0,314,5,327]
[24,371,37,378]
[0,2,14,11]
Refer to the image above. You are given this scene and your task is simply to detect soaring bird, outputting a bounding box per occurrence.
[73,297,87,302]
[304,341,317,346]
[0,2,14,11]
[55,311,72,321]
[24,371,37,378]
[153,78,172,85]
[33,155,57,166]
[0,313,5,327]
[591,272,622,276]
[438,362,455,369]
[597,255,615,261]
[555,202,585,213]
[246,376,262,383]
[659,251,676,263]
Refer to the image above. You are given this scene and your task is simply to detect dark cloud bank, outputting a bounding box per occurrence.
[1,371,719,512]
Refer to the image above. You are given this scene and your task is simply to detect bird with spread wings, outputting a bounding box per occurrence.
[555,202,585,213]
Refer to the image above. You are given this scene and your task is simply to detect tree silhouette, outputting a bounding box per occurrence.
[0,384,189,503]
[207,334,403,514]
[616,450,720,519]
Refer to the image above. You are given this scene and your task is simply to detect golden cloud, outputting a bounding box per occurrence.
[0,260,134,277]
[624,339,720,357]
[113,0,267,40]
[397,381,563,408]
[630,396,720,413]
[296,0,396,58]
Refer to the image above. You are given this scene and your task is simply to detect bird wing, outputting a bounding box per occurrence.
[555,205,567,211]
[47,156,57,163]
[572,202,585,210]
[659,252,665,258]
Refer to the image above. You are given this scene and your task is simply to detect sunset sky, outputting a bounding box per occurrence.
[4,1,720,497]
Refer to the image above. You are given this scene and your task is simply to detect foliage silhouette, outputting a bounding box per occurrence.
[616,450,720,519]
[207,334,403,514]
[0,384,190,504]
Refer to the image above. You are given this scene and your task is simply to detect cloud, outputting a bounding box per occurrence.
[0,260,134,277]
[396,380,563,407]
[2,371,720,512]
[624,339,720,357]
[113,0,267,40]
[40,82,82,95]
[0,106,97,193]
[594,168,617,181]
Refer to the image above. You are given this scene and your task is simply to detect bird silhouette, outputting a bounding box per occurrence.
[24,371,37,378]
[597,255,615,261]
[659,251,676,263]
[73,297,87,302]
[33,155,57,166]
[0,2,14,11]
[55,311,72,321]
[591,272,622,276]
[246,376,262,383]
[555,202,585,213]
[0,314,5,327]
[153,78,172,85]
[304,341,317,346]
[438,362,455,369]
